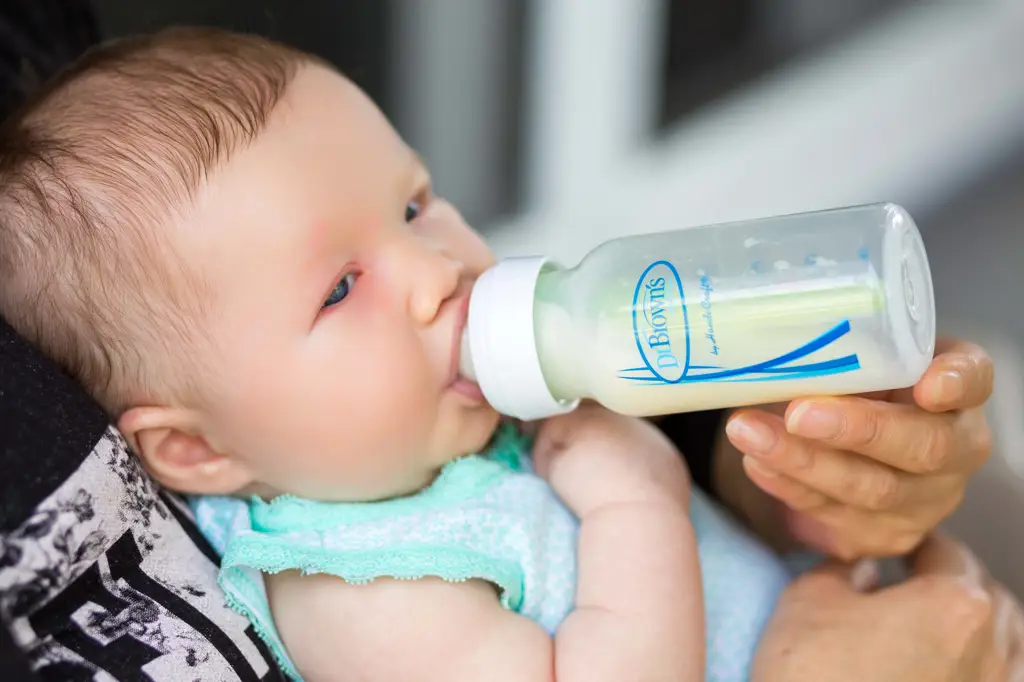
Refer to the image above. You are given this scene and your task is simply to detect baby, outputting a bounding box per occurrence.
[0,28,792,682]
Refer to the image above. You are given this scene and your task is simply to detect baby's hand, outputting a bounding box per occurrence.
[533,403,690,517]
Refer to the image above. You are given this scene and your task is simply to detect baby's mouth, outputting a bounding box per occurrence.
[449,375,485,402]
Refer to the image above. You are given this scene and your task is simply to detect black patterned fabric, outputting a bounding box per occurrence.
[0,318,289,681]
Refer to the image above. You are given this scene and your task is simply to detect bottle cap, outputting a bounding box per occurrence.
[465,257,579,421]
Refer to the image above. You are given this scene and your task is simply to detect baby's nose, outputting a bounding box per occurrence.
[408,250,463,324]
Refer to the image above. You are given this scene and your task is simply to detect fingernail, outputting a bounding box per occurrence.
[851,559,880,592]
[931,370,964,405]
[726,417,778,456]
[743,455,779,479]
[788,402,843,440]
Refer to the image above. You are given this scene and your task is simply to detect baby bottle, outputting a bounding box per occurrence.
[460,202,935,420]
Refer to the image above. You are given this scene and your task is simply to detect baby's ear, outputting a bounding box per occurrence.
[118,406,254,495]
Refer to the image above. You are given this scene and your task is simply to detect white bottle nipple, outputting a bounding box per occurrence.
[459,328,477,382]
[462,257,578,420]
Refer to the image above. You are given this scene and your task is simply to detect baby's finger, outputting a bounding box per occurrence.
[914,340,995,413]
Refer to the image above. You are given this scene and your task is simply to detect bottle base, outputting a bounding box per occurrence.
[882,204,936,379]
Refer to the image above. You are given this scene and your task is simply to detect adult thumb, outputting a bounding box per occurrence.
[891,532,995,643]
[793,558,881,596]
[910,530,988,585]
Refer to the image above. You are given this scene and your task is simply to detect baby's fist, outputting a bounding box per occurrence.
[533,403,690,517]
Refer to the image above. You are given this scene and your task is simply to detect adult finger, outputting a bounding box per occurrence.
[740,455,831,511]
[790,505,928,559]
[731,408,950,511]
[785,396,987,475]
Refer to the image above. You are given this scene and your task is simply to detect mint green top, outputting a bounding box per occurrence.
[190,426,578,680]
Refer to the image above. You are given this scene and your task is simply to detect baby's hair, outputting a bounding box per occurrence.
[0,27,312,414]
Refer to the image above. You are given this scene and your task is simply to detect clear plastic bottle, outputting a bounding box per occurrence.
[460,202,935,420]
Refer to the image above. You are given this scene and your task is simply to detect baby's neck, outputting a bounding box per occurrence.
[236,481,284,502]
[231,424,508,504]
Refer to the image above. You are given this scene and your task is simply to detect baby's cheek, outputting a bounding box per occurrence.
[313,347,437,440]
[358,360,441,441]
[221,329,440,496]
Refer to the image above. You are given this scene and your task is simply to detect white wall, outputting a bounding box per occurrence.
[487,0,1024,263]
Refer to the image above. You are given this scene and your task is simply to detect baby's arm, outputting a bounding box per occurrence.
[266,404,703,682]
[534,403,704,682]
[267,571,555,681]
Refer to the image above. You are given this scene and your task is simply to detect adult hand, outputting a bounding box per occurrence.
[724,338,994,559]
[752,533,1024,682]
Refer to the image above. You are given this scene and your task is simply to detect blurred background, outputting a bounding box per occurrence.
[95,0,1024,590]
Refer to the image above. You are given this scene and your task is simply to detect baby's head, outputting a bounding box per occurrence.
[0,28,499,501]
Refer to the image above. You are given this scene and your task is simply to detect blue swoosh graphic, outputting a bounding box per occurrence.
[620,320,859,384]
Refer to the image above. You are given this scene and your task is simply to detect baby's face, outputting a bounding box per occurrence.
[176,65,499,500]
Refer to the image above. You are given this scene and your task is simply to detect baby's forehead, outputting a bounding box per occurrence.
[195,63,418,222]
[273,65,409,158]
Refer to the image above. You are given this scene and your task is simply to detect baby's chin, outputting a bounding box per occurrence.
[445,402,503,457]
[363,409,503,500]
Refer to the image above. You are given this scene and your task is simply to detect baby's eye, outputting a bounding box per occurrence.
[405,200,422,223]
[323,272,358,309]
